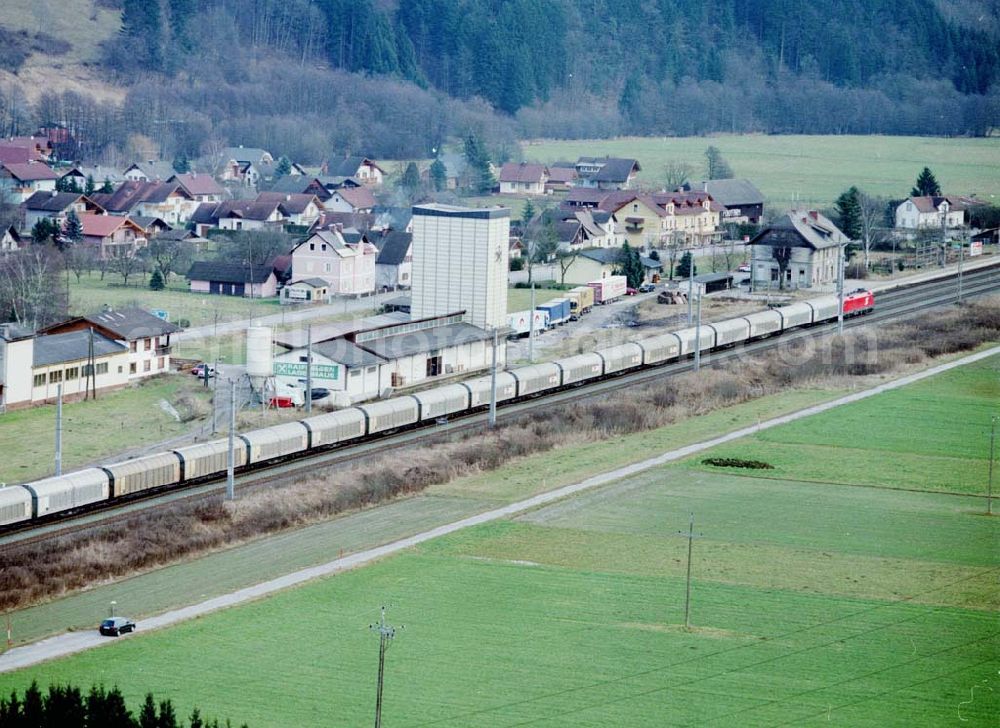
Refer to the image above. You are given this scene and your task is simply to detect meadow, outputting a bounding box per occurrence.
[2,354,995,725]
[523,135,1000,213]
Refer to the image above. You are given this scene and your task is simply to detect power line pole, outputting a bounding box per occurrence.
[675,513,702,630]
[837,243,845,335]
[488,327,498,429]
[687,253,694,326]
[226,379,236,500]
[528,282,535,363]
[305,324,313,414]
[370,606,399,728]
[957,230,965,304]
[988,415,997,516]
[693,292,702,372]
[54,383,62,476]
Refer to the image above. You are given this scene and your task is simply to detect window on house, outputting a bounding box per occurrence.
[33,373,45,387]
[130,362,136,374]
[82,364,93,376]
[65,367,79,380]
[144,338,152,351]
[350,369,360,377]
[130,341,137,352]
[158,357,165,369]
[366,366,377,374]
[321,244,327,251]
[96,362,108,375]
[118,366,123,373]
[324,263,331,273]
[310,243,315,251]
[144,360,151,372]
[49,370,62,383]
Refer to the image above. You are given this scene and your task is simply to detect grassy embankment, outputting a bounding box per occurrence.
[2,351,996,726]
[0,378,211,483]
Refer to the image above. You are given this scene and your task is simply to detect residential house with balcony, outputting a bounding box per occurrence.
[499,163,549,195]
[123,160,177,182]
[81,215,147,259]
[22,191,105,229]
[326,156,385,186]
[90,180,196,226]
[168,172,226,203]
[574,157,641,190]
[0,162,58,202]
[894,195,970,230]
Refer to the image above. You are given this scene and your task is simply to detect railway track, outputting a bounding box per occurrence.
[3,262,997,549]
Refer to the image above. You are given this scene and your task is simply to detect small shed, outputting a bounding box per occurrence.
[684,272,734,297]
[281,278,330,305]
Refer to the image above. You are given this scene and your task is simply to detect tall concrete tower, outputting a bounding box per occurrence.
[411,203,510,330]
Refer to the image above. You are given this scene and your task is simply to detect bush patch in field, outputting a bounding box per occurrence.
[701,457,774,469]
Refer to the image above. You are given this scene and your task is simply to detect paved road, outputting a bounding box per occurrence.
[3,344,996,673]
[176,291,400,341]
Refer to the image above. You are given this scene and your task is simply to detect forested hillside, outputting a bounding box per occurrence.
[0,0,996,164]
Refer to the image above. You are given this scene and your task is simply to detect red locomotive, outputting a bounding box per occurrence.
[842,289,875,316]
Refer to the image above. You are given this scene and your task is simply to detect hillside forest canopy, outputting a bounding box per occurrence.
[0,0,995,164]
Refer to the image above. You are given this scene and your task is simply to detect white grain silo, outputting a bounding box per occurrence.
[245,325,273,395]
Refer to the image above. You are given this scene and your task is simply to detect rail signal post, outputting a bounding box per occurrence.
[489,327,498,429]
[693,292,703,372]
[837,243,846,335]
[370,606,399,728]
[675,513,702,630]
[226,379,236,500]
[54,384,63,476]
[988,415,997,516]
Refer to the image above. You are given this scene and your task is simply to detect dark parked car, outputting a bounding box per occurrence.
[638,282,656,293]
[310,388,331,401]
[99,617,136,636]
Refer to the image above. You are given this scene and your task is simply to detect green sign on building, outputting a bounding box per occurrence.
[274,361,339,380]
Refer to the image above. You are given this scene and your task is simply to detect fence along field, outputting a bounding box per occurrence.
[1,354,996,726]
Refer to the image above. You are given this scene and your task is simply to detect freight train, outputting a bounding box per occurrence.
[0,289,874,529]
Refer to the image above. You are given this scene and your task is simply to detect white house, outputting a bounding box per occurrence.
[749,210,847,290]
[895,196,967,230]
[289,229,378,297]
[374,231,412,290]
[499,163,549,195]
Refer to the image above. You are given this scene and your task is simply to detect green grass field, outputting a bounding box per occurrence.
[67,273,281,329]
[0,378,210,483]
[523,135,1000,212]
[693,355,1000,494]
[2,357,996,726]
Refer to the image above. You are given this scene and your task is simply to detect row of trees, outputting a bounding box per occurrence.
[0,681,245,728]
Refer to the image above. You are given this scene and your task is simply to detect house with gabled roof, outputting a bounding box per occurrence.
[0,161,59,202]
[255,192,325,227]
[123,160,177,182]
[683,179,764,224]
[265,175,332,200]
[325,156,385,186]
[80,215,148,259]
[375,230,413,290]
[894,195,974,230]
[574,157,641,190]
[91,180,196,225]
[1,225,24,252]
[499,162,549,195]
[22,191,105,229]
[290,228,378,297]
[749,210,847,290]
[326,186,377,214]
[168,172,226,203]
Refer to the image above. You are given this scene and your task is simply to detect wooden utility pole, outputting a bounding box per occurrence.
[675,513,702,630]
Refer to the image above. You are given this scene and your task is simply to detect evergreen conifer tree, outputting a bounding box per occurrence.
[911,167,941,197]
[149,268,166,291]
[64,209,84,244]
[429,158,446,191]
[676,251,696,278]
[834,186,862,239]
[85,174,96,195]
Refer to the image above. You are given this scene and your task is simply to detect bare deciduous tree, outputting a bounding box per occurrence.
[663,161,694,191]
[857,191,887,270]
[0,247,69,329]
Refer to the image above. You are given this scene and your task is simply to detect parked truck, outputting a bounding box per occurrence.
[537,298,571,326]
[566,286,595,319]
[587,275,627,305]
[507,309,549,337]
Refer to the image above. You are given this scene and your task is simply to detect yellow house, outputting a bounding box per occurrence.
[608,195,668,248]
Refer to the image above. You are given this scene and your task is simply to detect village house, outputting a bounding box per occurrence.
[59,165,125,192]
[21,191,105,229]
[40,308,179,381]
[325,187,377,215]
[187,261,278,297]
[602,193,668,248]
[255,192,325,227]
[545,165,578,193]
[90,180,197,225]
[265,176,332,200]
[499,162,549,195]
[0,136,52,162]
[168,172,226,203]
[651,191,724,245]
[561,248,662,286]
[289,228,378,297]
[749,210,847,290]
[218,146,274,186]
[81,215,147,259]
[123,160,177,182]
[574,157,641,190]
[1,225,24,252]
[326,156,385,186]
[894,196,970,231]
[0,161,59,202]
[683,179,765,225]
[374,230,413,291]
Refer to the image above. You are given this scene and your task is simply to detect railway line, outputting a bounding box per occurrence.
[2,262,997,549]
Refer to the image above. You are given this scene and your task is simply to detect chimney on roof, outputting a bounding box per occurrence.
[51,190,57,197]
[808,210,819,220]
[285,194,291,201]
